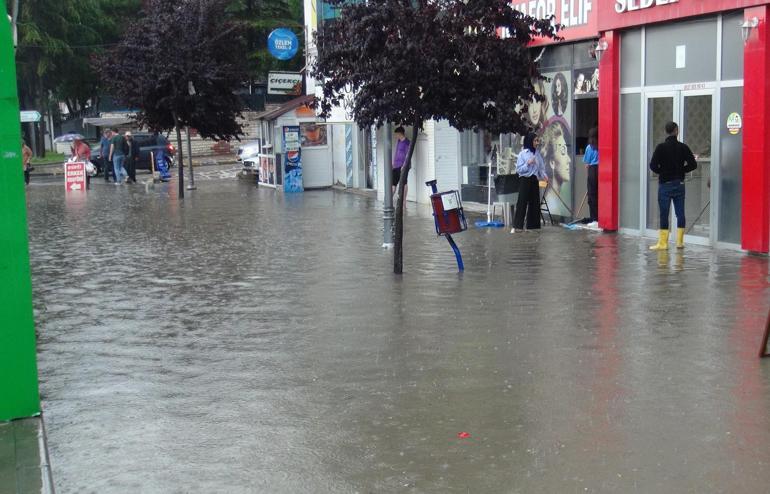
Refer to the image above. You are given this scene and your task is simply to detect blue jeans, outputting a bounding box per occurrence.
[112,155,127,183]
[658,180,685,229]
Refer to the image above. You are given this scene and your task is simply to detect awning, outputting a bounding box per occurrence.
[255,95,315,121]
[82,116,135,127]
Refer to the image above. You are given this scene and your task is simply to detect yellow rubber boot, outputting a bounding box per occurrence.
[649,229,669,250]
[676,228,685,249]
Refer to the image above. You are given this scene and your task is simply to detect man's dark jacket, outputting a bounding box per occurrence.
[649,135,697,183]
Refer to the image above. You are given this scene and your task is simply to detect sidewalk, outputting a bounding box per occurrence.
[0,417,54,494]
[29,154,238,177]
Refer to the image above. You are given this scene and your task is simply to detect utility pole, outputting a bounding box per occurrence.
[382,122,394,248]
[186,127,196,190]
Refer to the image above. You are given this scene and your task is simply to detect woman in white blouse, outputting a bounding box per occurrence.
[512,133,547,233]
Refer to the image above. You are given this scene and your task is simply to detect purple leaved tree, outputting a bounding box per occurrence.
[96,0,247,198]
[312,0,560,274]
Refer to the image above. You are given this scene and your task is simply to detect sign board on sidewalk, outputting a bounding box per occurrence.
[268,72,302,95]
[20,110,41,123]
[65,162,87,192]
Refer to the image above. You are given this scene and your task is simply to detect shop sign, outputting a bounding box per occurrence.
[65,162,86,192]
[614,0,678,14]
[267,28,299,61]
[268,72,302,95]
[283,125,303,192]
[20,110,41,123]
[513,0,598,44]
[726,112,742,135]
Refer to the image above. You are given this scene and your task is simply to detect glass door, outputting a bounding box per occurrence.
[644,91,715,244]
[645,94,677,233]
[680,92,713,241]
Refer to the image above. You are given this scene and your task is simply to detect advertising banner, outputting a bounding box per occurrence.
[283,126,303,192]
[65,161,87,192]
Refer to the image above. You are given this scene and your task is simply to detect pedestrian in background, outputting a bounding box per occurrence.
[583,127,599,225]
[109,128,128,185]
[125,131,139,183]
[100,129,113,182]
[512,133,547,233]
[648,121,697,250]
[21,139,33,186]
[392,126,411,203]
[71,137,94,189]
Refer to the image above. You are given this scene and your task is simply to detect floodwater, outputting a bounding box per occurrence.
[24,173,770,493]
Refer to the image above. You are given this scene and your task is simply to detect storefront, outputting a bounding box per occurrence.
[460,1,600,218]
[597,1,770,252]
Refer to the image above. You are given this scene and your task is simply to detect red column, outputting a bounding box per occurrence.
[598,31,620,231]
[742,6,770,253]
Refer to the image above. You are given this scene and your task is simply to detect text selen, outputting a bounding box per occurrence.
[615,0,679,14]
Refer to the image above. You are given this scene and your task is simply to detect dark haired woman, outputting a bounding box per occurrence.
[512,133,547,233]
[584,127,599,224]
[551,73,569,116]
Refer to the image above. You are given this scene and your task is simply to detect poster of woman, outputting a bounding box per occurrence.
[550,73,569,116]
[539,116,573,218]
[300,123,328,147]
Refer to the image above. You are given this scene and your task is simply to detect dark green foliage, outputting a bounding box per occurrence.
[226,0,304,83]
[10,0,141,113]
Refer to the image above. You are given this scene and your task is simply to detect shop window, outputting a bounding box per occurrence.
[718,87,743,244]
[537,45,572,71]
[722,11,744,81]
[621,29,642,88]
[645,17,718,86]
[620,93,641,230]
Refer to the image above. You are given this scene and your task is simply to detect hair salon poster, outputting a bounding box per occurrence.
[283,125,303,192]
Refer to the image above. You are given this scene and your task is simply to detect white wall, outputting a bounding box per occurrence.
[375,122,439,205]
[331,124,347,186]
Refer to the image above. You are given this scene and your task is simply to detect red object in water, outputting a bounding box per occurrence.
[457,432,471,439]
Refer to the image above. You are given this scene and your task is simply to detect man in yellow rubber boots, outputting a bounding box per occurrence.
[648,121,698,250]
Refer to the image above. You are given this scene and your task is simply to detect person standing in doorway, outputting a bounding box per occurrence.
[648,121,697,250]
[512,133,547,233]
[109,128,128,185]
[583,127,599,225]
[392,126,411,204]
[124,131,139,183]
[100,129,113,182]
[21,139,33,185]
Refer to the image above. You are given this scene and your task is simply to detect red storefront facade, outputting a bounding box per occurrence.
[528,0,770,251]
[593,0,770,252]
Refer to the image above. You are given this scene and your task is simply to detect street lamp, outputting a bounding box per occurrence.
[593,38,608,63]
[741,17,759,44]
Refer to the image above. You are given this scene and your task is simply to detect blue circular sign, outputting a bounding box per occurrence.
[268,28,299,60]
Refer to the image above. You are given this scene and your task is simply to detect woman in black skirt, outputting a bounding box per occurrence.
[512,133,547,233]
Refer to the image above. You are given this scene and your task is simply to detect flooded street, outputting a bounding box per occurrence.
[25,174,770,493]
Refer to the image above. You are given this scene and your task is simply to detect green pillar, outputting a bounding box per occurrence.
[0,11,41,421]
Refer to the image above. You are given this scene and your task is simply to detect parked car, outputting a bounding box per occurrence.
[236,140,261,162]
[89,133,176,176]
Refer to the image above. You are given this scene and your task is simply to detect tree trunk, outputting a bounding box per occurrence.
[393,122,420,274]
[173,112,185,199]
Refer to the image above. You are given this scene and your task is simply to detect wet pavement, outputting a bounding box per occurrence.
[24,172,770,493]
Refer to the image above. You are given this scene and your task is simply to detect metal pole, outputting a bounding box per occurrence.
[382,122,394,248]
[186,126,196,190]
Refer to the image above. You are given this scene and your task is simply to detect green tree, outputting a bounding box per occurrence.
[10,0,140,114]
[226,0,304,86]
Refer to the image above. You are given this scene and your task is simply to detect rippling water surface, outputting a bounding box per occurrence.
[25,176,770,493]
